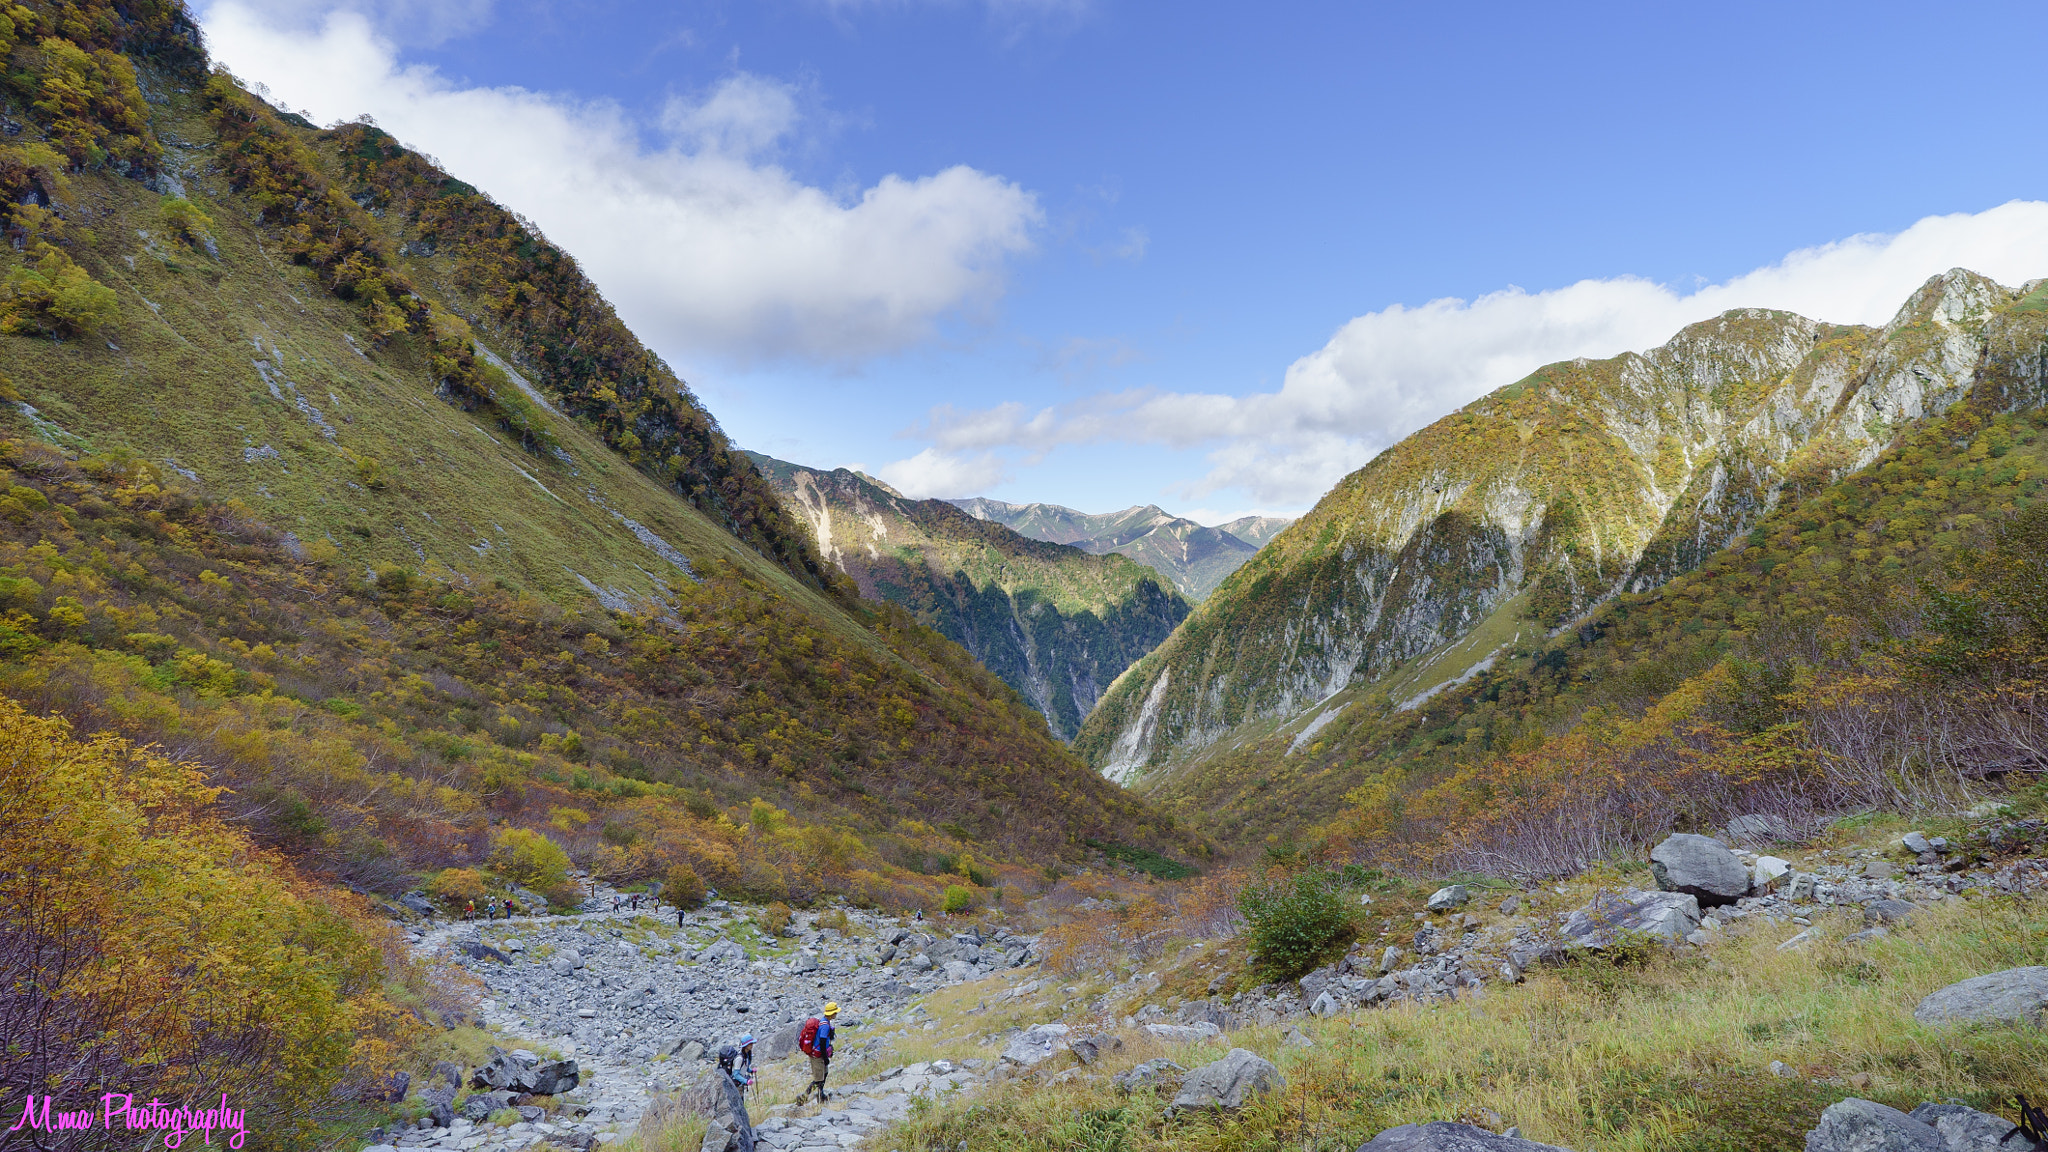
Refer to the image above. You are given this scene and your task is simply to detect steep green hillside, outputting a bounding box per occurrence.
[0,0,1186,897]
[952,497,1273,600]
[1077,271,2042,805]
[749,453,1190,740]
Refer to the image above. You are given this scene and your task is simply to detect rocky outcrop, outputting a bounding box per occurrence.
[1805,1100,1948,1152]
[1559,888,1701,947]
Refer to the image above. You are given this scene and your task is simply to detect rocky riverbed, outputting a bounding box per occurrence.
[362,892,1039,1151]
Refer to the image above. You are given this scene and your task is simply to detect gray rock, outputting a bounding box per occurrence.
[1311,991,1341,1018]
[908,952,934,971]
[1843,927,1891,946]
[1724,813,1793,846]
[1804,1099,1945,1152]
[1165,1048,1284,1116]
[1380,946,1404,973]
[1355,1121,1575,1152]
[460,1090,513,1121]
[1902,832,1932,855]
[1070,1033,1122,1065]
[1112,1059,1184,1094]
[758,1021,803,1061]
[1559,888,1700,948]
[1913,967,2048,1028]
[1650,833,1751,905]
[1907,1103,2032,1152]
[1145,1021,1221,1043]
[1000,1022,1070,1066]
[1866,900,1918,925]
[942,959,975,982]
[1427,885,1471,912]
[399,892,436,918]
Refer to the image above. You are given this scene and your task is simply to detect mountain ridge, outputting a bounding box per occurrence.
[950,496,1281,601]
[1076,270,2046,795]
[748,452,1191,740]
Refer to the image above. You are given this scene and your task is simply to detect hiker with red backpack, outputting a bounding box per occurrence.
[795,1002,838,1103]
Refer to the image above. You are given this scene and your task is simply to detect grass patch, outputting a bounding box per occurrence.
[1089,839,1198,881]
[875,895,2048,1152]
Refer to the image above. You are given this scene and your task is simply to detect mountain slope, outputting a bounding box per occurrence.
[748,453,1191,740]
[1217,514,1293,548]
[0,5,1189,898]
[1076,271,2040,794]
[952,497,1274,601]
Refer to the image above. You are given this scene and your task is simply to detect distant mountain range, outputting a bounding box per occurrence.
[950,500,1291,601]
[745,455,1191,740]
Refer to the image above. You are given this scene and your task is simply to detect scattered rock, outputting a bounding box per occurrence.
[1803,1098,1946,1152]
[1070,1033,1121,1065]
[1843,927,1891,946]
[1912,967,2048,1028]
[1903,832,1933,855]
[1427,885,1472,912]
[1144,1022,1221,1043]
[1281,1026,1314,1048]
[1865,861,1898,880]
[1650,833,1751,905]
[1866,899,1918,925]
[1165,1048,1284,1117]
[1355,1121,1575,1151]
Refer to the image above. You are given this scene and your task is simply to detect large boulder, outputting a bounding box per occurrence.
[1165,1048,1285,1117]
[1000,1023,1071,1067]
[1356,1122,1575,1151]
[1907,1103,2032,1152]
[695,939,746,965]
[460,1091,513,1122]
[1559,888,1700,948]
[1145,1022,1221,1043]
[1650,834,1751,906]
[757,1020,804,1062]
[1913,967,2048,1028]
[679,1066,754,1152]
[1804,1099,1945,1152]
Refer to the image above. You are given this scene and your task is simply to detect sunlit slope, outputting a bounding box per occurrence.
[1077,271,2041,798]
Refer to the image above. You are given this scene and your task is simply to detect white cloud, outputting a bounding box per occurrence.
[913,201,2048,506]
[874,448,1011,498]
[198,3,1041,363]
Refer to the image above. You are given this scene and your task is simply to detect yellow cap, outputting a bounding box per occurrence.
[823,1002,839,1016]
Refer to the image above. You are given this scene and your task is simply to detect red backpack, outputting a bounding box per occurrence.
[797,1018,821,1057]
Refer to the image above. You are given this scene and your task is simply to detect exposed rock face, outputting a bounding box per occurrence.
[1112,1059,1184,1094]
[951,498,1274,602]
[1356,1122,1576,1152]
[1912,967,2048,1028]
[1165,1048,1285,1117]
[1080,271,2029,793]
[1650,834,1751,906]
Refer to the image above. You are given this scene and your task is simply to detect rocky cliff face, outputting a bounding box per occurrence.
[952,499,1280,601]
[1076,270,2048,783]
[750,456,1190,740]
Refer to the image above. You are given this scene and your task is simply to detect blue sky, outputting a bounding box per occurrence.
[202,1,2048,521]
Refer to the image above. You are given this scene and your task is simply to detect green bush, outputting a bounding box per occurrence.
[663,863,705,909]
[1236,869,1350,979]
[941,884,975,914]
[489,826,570,893]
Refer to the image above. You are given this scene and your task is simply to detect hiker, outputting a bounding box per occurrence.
[612,894,621,913]
[795,1002,838,1103]
[730,1034,756,1093]
[678,904,687,928]
[465,899,475,922]
[914,909,923,922]
[631,893,641,911]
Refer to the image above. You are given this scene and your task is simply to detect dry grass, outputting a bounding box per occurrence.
[871,892,2048,1152]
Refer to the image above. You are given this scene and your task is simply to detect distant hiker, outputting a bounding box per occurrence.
[678,905,687,928]
[631,893,641,911]
[914,909,923,922]
[796,1002,838,1103]
[465,900,475,921]
[612,894,621,913]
